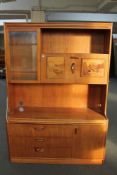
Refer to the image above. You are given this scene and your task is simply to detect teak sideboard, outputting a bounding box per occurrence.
[4,22,112,164]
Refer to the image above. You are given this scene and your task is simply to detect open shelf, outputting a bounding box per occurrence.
[8,107,107,124]
[42,28,110,54]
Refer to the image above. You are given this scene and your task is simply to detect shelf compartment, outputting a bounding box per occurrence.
[42,29,111,54]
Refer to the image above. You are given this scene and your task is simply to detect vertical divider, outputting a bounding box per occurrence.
[37,28,41,82]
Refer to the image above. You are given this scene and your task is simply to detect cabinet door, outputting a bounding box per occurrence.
[72,124,107,159]
[41,54,81,83]
[80,56,108,84]
[8,29,40,82]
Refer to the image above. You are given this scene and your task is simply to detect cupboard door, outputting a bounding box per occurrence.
[81,59,105,77]
[41,54,65,82]
[8,29,40,82]
[73,124,107,159]
[47,56,65,79]
[80,57,108,84]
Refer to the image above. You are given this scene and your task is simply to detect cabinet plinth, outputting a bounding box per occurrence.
[4,22,112,164]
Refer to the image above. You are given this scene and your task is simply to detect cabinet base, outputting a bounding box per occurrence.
[10,157,103,164]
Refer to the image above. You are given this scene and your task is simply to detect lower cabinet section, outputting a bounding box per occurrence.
[7,122,107,164]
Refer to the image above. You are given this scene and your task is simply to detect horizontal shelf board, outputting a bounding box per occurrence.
[5,22,112,30]
[10,43,37,46]
[7,107,107,124]
[11,157,103,164]
[41,53,109,58]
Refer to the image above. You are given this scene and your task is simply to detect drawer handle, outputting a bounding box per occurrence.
[70,56,79,59]
[74,128,79,134]
[35,138,45,142]
[34,147,45,153]
[34,126,45,131]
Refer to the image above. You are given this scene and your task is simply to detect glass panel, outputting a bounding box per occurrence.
[9,32,37,80]
[9,32,37,45]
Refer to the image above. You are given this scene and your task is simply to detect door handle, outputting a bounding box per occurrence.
[71,63,76,73]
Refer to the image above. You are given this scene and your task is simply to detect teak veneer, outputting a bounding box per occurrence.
[4,22,112,164]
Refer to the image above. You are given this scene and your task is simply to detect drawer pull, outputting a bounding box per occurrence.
[35,138,45,142]
[34,126,45,131]
[74,128,79,134]
[70,56,79,59]
[34,147,45,153]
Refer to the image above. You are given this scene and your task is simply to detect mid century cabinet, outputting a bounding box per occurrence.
[4,22,112,164]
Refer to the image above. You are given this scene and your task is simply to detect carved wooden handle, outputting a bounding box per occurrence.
[71,63,76,73]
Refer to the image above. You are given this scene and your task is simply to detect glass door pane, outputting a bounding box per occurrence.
[9,31,37,80]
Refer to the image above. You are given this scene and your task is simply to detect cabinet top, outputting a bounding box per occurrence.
[4,22,113,30]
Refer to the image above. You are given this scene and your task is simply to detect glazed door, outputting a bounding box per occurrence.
[7,28,40,82]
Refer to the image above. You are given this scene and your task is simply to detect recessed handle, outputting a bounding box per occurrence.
[74,128,79,134]
[34,126,45,131]
[35,138,45,142]
[71,63,76,73]
[70,56,79,59]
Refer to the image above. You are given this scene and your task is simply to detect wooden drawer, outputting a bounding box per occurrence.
[8,124,73,137]
[9,137,72,158]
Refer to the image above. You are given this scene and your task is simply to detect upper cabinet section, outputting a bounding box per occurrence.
[4,23,112,84]
[41,27,111,84]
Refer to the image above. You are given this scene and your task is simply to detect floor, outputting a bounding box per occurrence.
[0,78,117,175]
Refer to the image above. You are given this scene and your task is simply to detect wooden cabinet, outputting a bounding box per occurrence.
[4,22,112,164]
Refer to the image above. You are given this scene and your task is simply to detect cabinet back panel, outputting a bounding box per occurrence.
[42,29,110,54]
[9,84,88,110]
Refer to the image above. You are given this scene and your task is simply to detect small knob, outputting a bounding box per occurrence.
[41,54,45,58]
[18,101,24,112]
[98,104,102,108]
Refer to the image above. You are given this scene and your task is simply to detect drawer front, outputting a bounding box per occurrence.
[34,137,72,147]
[9,136,72,158]
[8,124,73,137]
